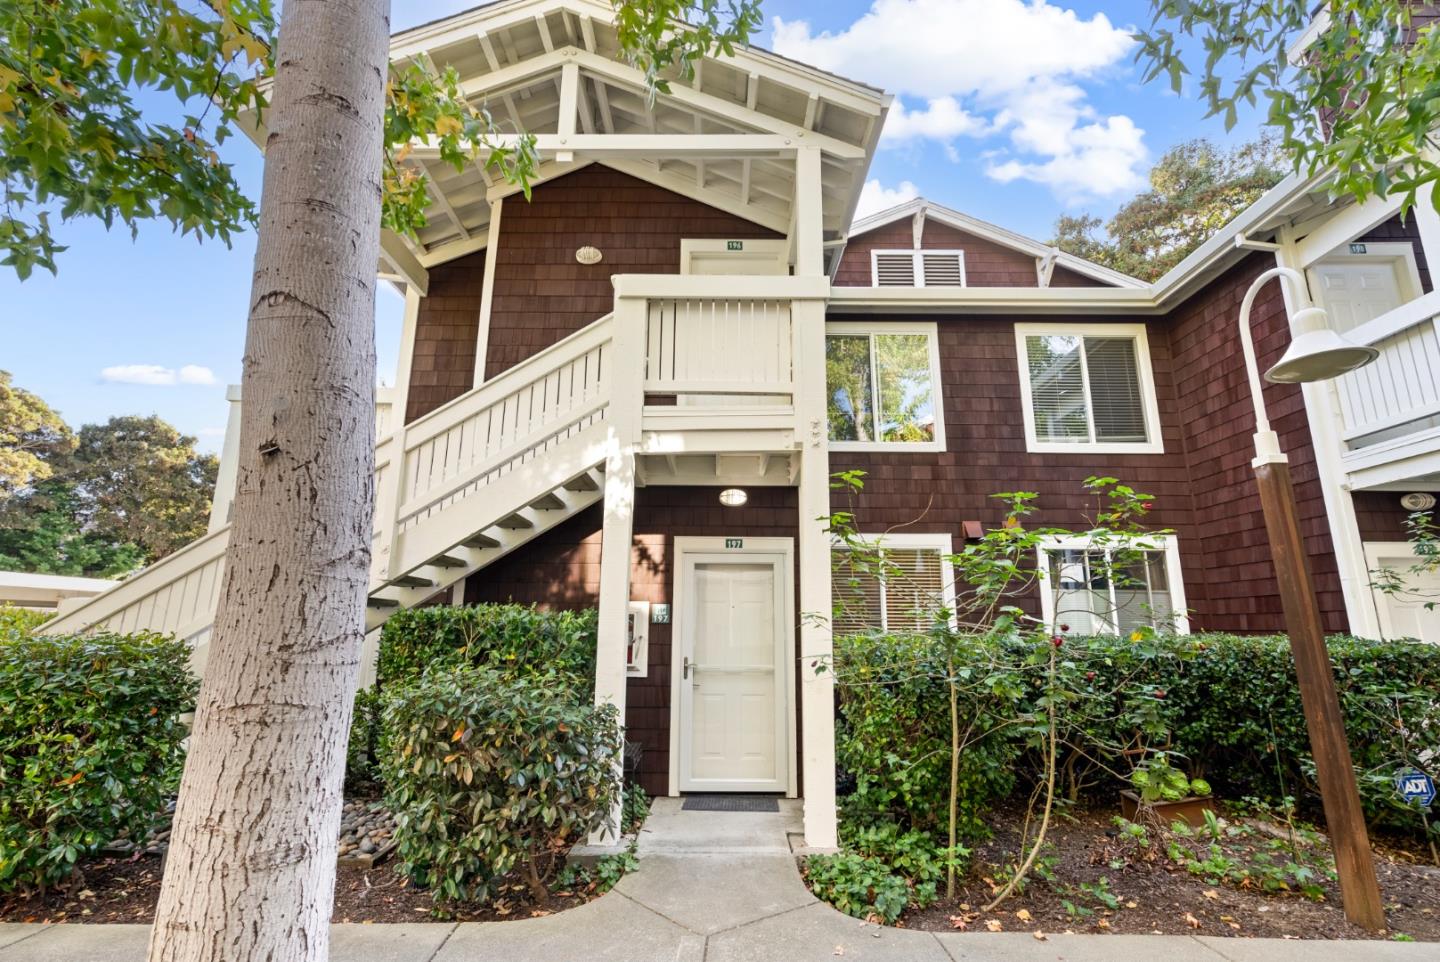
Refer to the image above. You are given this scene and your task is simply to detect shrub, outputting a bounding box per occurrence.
[377,604,597,692]
[833,631,1440,838]
[834,631,1020,840]
[804,852,911,923]
[0,630,196,893]
[344,687,384,795]
[381,665,621,905]
[0,605,51,638]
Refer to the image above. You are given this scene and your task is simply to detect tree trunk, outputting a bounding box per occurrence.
[147,0,389,957]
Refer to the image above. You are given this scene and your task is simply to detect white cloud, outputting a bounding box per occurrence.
[100,363,218,386]
[855,179,920,219]
[771,0,1149,200]
[178,364,218,385]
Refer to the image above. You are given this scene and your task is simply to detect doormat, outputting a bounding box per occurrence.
[681,795,780,813]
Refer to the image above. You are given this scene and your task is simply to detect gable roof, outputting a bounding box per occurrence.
[845,198,1147,289]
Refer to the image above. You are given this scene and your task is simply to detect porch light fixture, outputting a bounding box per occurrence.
[718,488,748,507]
[1237,265,1384,930]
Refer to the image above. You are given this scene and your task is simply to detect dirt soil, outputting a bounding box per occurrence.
[901,804,1440,941]
[0,856,596,925]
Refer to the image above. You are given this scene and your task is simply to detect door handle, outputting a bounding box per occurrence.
[683,657,694,679]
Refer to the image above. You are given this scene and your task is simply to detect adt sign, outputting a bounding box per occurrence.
[1395,767,1436,807]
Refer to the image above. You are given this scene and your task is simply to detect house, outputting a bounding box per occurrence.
[42,0,1440,848]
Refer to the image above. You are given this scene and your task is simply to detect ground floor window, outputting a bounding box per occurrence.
[1036,534,1189,635]
[831,533,954,634]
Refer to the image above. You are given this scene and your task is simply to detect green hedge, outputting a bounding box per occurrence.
[0,630,197,893]
[376,604,597,692]
[0,605,52,638]
[834,631,1440,839]
[381,665,621,904]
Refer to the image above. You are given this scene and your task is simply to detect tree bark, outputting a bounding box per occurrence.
[147,0,388,957]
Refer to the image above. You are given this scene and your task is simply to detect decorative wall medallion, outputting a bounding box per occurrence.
[575,245,603,265]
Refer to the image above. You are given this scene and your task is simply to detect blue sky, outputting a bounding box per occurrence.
[1,0,1265,452]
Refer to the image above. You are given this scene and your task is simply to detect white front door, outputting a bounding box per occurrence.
[1367,543,1440,644]
[1311,259,1407,332]
[675,541,793,793]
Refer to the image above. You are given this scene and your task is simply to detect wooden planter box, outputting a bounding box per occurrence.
[1120,789,1217,828]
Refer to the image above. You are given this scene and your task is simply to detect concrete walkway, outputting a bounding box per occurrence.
[0,799,1431,961]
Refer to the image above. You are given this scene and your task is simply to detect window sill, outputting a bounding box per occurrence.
[829,439,947,453]
[1025,440,1165,456]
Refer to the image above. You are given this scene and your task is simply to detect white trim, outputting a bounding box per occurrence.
[824,320,947,453]
[668,536,797,797]
[679,238,789,276]
[831,531,956,630]
[1014,322,1165,455]
[473,198,503,386]
[1035,533,1190,635]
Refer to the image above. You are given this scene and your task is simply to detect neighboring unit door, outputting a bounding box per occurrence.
[1311,259,1406,332]
[677,553,789,792]
[1368,545,1440,644]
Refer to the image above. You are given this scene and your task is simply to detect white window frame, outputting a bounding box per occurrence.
[1035,533,1190,635]
[825,320,947,453]
[831,532,957,631]
[871,249,967,287]
[1014,322,1164,455]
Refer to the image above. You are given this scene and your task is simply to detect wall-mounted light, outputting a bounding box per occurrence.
[575,245,603,265]
[718,488,748,508]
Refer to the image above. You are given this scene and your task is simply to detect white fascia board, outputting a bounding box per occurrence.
[827,285,1160,314]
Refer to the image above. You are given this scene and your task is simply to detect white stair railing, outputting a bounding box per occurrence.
[45,315,616,641]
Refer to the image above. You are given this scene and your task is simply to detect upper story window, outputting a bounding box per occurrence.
[1015,323,1163,455]
[872,250,966,287]
[1037,534,1189,635]
[832,534,955,634]
[826,322,945,452]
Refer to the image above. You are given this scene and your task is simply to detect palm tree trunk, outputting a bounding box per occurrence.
[147,0,388,957]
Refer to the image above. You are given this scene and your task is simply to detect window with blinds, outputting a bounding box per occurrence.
[1043,543,1180,634]
[832,545,949,634]
[1018,325,1159,452]
[871,250,967,287]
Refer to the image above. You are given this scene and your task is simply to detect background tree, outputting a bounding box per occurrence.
[0,480,146,576]
[70,415,217,561]
[1051,137,1287,281]
[0,370,72,501]
[1139,1,1440,217]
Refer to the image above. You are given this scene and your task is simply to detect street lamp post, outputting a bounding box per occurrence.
[1238,265,1386,931]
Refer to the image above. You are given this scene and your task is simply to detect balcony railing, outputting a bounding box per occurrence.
[1334,289,1440,450]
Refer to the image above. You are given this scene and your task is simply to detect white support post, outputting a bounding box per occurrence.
[794,146,824,277]
[371,425,409,584]
[1273,228,1383,638]
[591,290,645,842]
[473,198,503,387]
[792,295,837,849]
[391,284,423,428]
[209,385,245,533]
[556,59,579,163]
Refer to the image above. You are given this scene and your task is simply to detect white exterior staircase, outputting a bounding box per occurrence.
[44,315,618,675]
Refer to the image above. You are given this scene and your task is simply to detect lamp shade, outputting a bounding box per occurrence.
[1264,307,1379,384]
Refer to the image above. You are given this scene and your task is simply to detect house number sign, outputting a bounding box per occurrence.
[725,538,744,549]
[726,240,744,251]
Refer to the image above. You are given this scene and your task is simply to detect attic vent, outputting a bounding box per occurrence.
[921,252,965,287]
[873,251,917,286]
[871,250,967,287]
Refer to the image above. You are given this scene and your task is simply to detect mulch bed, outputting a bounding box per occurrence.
[899,804,1440,941]
[0,856,596,925]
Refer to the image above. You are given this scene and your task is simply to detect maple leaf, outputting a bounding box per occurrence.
[1202,889,1220,900]
[1015,909,1033,922]
[948,916,969,931]
[1184,912,1202,929]
[986,919,1004,932]
[1033,931,1049,941]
